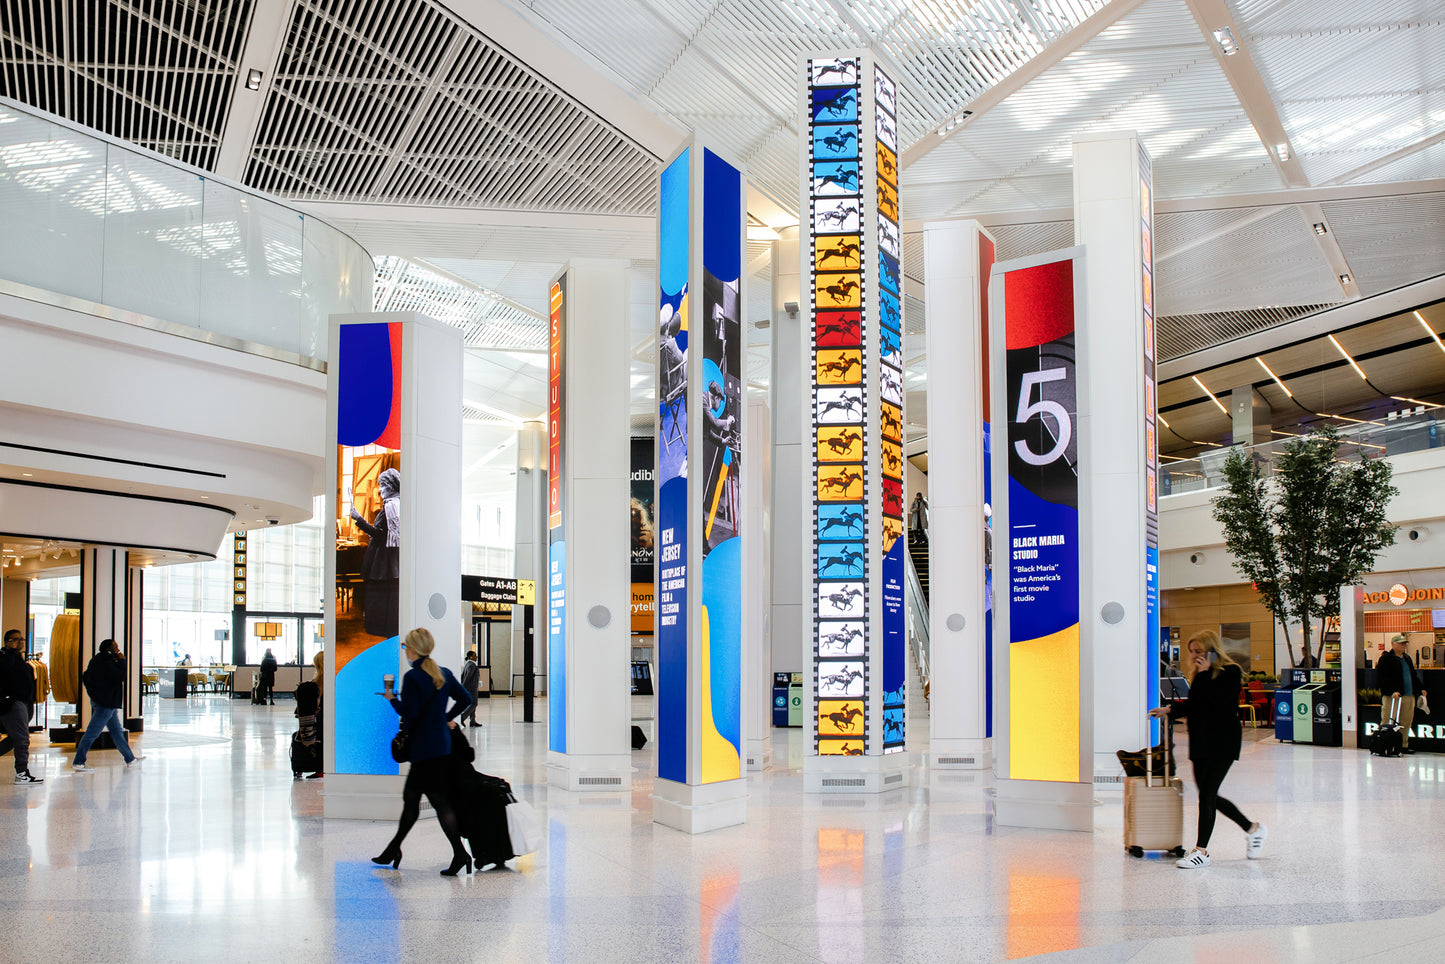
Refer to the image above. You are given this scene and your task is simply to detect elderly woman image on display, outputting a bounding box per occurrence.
[350,467,401,639]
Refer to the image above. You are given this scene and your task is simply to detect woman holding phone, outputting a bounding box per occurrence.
[372,627,475,876]
[1149,629,1267,869]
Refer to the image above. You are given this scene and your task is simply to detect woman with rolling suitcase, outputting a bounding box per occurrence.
[1150,629,1268,869]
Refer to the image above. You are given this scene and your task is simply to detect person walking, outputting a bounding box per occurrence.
[908,493,928,544]
[73,639,144,772]
[259,648,278,705]
[0,629,43,784]
[1149,629,1266,869]
[459,650,481,728]
[1378,634,1428,754]
[372,628,475,876]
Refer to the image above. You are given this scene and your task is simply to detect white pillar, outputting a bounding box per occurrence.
[79,547,136,735]
[546,260,633,792]
[1073,131,1156,783]
[653,139,749,832]
[746,396,773,770]
[770,228,806,684]
[799,50,909,794]
[324,311,463,819]
[1340,585,1364,747]
[922,220,994,770]
[508,420,547,696]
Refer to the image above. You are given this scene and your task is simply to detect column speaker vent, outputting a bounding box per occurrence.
[578,776,622,786]
[1094,774,1124,784]
[821,777,867,787]
[936,756,975,765]
[884,773,903,784]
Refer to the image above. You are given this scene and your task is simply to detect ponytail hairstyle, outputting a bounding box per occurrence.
[1183,629,1237,683]
[404,627,445,690]
[313,649,325,697]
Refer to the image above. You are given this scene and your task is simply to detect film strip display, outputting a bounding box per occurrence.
[808,55,869,757]
[874,64,906,753]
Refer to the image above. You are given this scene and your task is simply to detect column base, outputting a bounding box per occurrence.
[930,737,992,770]
[745,735,773,771]
[547,750,632,792]
[992,778,1095,832]
[323,773,407,820]
[652,777,747,834]
[803,752,911,794]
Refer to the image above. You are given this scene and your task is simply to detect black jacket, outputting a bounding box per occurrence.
[82,651,126,710]
[260,656,278,683]
[1377,650,1423,697]
[1171,662,1243,762]
[0,648,35,711]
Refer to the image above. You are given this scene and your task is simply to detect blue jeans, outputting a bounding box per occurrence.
[74,706,135,765]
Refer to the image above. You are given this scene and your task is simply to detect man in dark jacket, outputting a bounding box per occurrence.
[459,651,481,727]
[0,628,42,784]
[1378,634,1428,753]
[73,639,143,771]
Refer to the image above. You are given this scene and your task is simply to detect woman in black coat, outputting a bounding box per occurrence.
[1151,630,1267,869]
[259,649,278,705]
[372,627,474,876]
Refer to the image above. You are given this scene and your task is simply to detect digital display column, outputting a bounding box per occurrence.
[548,279,567,753]
[1140,147,1161,741]
[804,52,903,764]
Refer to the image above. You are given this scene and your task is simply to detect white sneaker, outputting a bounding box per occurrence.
[72,763,94,772]
[126,755,146,767]
[1176,848,1210,869]
[14,771,43,784]
[1246,823,1268,859]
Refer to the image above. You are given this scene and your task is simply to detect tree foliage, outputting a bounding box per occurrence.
[1211,427,1398,667]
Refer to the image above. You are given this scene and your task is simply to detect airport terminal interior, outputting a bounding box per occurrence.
[1,0,1443,960]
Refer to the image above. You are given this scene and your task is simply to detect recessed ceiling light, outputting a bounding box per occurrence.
[21,472,32,477]
[1211,27,1239,55]
[1327,333,1367,379]
[245,68,263,91]
[1414,311,1445,355]
[1312,222,1328,236]
[1191,375,1229,415]
[1276,143,1291,161]
[1338,273,1352,285]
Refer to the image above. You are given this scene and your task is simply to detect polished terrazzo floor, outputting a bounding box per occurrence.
[2,693,1443,963]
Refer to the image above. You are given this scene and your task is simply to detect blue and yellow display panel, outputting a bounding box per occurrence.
[656,149,690,784]
[699,149,743,783]
[1140,146,1161,742]
[1002,256,1081,783]
[334,321,402,776]
[874,65,905,754]
[548,279,567,754]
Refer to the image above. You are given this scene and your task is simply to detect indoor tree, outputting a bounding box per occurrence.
[1211,427,1398,667]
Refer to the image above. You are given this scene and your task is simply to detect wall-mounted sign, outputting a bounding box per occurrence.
[461,576,535,606]
[233,531,247,608]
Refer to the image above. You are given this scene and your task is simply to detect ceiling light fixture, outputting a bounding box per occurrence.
[1416,310,1445,355]
[1327,333,1367,379]
[1316,412,1381,426]
[1339,273,1352,286]
[1255,357,1294,397]
[1270,429,1301,437]
[1157,413,1169,427]
[1191,375,1229,415]
[245,69,263,91]
[1312,222,1328,236]
[1276,143,1291,162]
[1392,395,1443,411]
[935,109,974,137]
[1211,27,1239,55]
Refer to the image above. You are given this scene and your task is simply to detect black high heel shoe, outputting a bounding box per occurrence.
[440,855,472,877]
[371,848,402,869]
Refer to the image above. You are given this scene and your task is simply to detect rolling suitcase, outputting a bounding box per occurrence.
[290,731,321,777]
[1370,696,1404,757]
[1123,719,1185,858]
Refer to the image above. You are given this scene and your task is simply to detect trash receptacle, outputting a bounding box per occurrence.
[1293,683,1320,744]
[1312,686,1342,747]
[772,672,791,727]
[1274,687,1296,742]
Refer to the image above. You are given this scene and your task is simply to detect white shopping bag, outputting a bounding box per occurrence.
[505,797,544,856]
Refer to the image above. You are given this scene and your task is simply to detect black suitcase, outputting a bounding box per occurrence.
[290,732,321,777]
[252,679,265,705]
[449,729,515,869]
[1371,696,1404,757]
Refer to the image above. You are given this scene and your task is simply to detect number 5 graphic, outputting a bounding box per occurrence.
[1014,368,1071,466]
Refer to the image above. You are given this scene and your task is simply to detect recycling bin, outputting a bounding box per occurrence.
[1274,687,1296,742]
[1292,683,1320,744]
[1311,685,1342,747]
[772,672,791,727]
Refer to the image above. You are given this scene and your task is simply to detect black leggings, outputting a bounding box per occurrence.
[1192,757,1252,848]
[386,755,468,860]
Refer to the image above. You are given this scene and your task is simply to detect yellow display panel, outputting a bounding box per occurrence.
[817,426,864,461]
[818,464,864,502]
[816,349,863,386]
[817,699,865,737]
[815,272,862,309]
[1009,623,1081,782]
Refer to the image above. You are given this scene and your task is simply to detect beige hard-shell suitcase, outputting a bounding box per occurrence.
[1123,723,1185,858]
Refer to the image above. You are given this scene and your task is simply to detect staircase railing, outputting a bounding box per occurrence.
[905,547,931,701]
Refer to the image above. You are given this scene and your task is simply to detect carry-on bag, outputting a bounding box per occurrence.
[290,731,321,777]
[505,796,544,856]
[1370,696,1404,757]
[1123,718,1185,858]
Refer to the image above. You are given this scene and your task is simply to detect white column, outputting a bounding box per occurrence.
[546,259,632,792]
[507,420,547,696]
[79,547,133,736]
[324,311,463,819]
[770,228,806,684]
[1340,585,1364,747]
[746,395,773,770]
[922,220,994,770]
[1073,132,1155,783]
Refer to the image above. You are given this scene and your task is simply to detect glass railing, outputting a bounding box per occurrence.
[0,98,372,368]
[906,547,930,692]
[1160,411,1442,495]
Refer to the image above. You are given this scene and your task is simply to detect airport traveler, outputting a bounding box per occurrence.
[1377,633,1427,754]
[1149,629,1267,868]
[0,629,42,784]
[293,650,325,779]
[460,650,481,728]
[73,639,143,771]
[373,627,474,876]
[259,648,278,705]
[908,492,928,543]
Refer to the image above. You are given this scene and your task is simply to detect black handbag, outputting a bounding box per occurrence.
[390,684,441,763]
